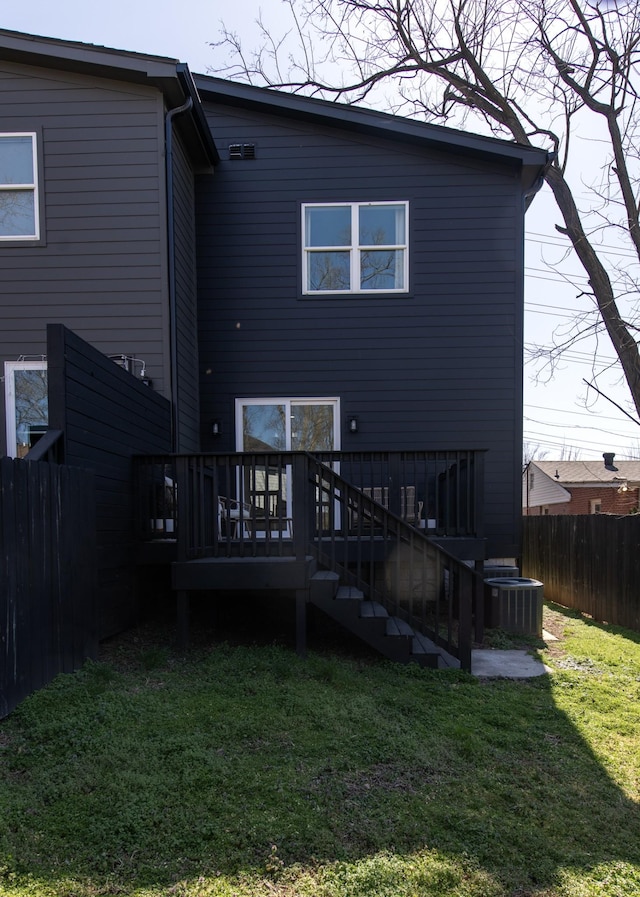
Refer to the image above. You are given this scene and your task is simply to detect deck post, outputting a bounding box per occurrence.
[474,560,485,644]
[176,590,189,650]
[457,574,473,672]
[295,589,307,659]
[291,453,307,561]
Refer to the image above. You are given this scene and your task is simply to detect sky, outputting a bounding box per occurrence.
[3,0,639,461]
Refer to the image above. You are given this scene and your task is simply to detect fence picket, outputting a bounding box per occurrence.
[522,515,640,632]
[0,458,97,718]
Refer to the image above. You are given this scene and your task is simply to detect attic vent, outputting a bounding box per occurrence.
[228,143,256,160]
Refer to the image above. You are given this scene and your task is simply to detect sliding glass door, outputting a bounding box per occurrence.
[236,398,339,534]
[239,400,338,454]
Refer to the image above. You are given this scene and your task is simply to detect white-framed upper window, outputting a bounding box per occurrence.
[0,133,40,241]
[302,201,408,294]
[4,361,48,458]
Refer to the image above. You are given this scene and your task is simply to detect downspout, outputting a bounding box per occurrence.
[518,158,550,548]
[523,152,555,210]
[165,96,193,453]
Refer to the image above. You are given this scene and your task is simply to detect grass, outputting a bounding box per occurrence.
[0,601,639,896]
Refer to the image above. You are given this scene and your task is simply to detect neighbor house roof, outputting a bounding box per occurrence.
[533,460,640,486]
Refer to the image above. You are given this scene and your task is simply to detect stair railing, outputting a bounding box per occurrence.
[304,454,479,669]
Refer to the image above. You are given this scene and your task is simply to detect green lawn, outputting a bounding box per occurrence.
[1,601,639,896]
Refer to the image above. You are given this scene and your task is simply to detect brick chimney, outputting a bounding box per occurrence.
[603,452,618,471]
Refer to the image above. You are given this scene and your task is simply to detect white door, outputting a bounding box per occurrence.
[4,361,48,458]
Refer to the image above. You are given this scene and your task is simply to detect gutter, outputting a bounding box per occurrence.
[523,151,555,210]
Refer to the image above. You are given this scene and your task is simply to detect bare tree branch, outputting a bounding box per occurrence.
[212,0,640,418]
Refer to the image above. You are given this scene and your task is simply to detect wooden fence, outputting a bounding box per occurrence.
[522,514,640,632]
[0,458,97,719]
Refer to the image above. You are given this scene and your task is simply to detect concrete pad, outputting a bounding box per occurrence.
[471,649,548,679]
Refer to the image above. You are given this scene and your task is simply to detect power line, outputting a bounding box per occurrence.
[524,415,635,442]
[526,231,638,260]
[524,402,634,423]
[523,429,638,456]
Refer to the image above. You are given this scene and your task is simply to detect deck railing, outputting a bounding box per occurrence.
[135,449,484,552]
[134,450,485,668]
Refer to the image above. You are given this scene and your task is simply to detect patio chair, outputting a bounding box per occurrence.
[218,495,253,539]
[350,485,424,530]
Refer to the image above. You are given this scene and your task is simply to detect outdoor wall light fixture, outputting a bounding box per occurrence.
[348,416,359,434]
[212,420,222,437]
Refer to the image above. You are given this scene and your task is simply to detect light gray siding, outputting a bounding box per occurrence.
[0,60,170,441]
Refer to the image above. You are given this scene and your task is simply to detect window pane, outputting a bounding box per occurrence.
[359,204,405,246]
[360,249,404,290]
[0,136,34,184]
[14,369,48,458]
[305,206,351,247]
[308,250,350,291]
[0,191,35,237]
[291,404,335,451]
[242,404,286,450]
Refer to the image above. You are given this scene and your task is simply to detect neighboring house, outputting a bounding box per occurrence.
[523,454,640,516]
[0,28,217,456]
[0,29,549,658]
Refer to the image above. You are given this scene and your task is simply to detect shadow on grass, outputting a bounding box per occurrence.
[1,601,639,896]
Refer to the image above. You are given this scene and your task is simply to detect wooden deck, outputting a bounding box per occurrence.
[135,450,486,670]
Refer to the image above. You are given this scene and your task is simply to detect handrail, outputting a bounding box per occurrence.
[23,429,64,463]
[305,454,477,669]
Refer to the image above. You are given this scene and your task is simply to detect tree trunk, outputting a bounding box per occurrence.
[545,165,640,421]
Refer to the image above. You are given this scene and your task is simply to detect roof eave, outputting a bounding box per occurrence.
[0,29,218,170]
[194,74,550,174]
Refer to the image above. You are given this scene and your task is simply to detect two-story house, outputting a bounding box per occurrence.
[0,29,548,663]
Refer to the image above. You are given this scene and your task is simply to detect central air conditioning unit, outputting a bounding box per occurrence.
[484,577,543,637]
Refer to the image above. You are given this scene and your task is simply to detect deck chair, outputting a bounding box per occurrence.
[218,496,253,538]
[400,486,424,525]
[351,485,424,529]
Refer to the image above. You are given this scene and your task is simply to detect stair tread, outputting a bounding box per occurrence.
[311,570,340,582]
[336,586,364,601]
[386,616,414,637]
[360,600,389,619]
[412,632,439,653]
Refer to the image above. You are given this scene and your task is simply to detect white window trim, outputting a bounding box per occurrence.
[302,201,408,295]
[0,132,40,241]
[5,360,48,457]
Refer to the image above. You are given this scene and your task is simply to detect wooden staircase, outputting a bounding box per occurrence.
[309,570,460,670]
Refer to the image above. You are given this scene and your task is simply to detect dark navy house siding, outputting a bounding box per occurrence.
[196,94,527,558]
